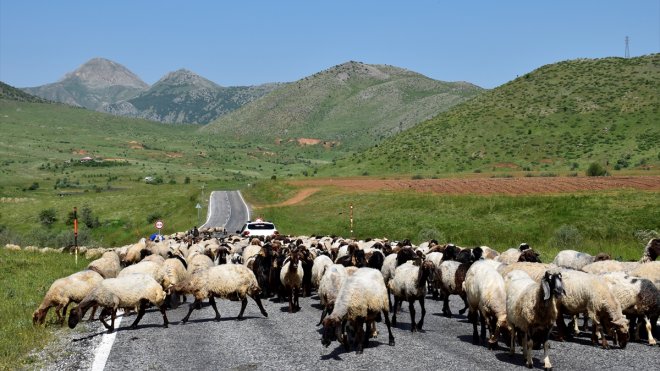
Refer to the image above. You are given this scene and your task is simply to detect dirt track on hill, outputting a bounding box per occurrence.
[287,176,660,196]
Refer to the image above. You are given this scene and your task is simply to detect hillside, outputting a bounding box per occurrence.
[104,69,284,124]
[0,81,49,103]
[201,61,484,150]
[321,54,660,176]
[22,58,148,110]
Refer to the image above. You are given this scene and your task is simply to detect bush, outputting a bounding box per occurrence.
[586,162,607,176]
[549,224,583,249]
[417,228,444,244]
[146,212,162,224]
[38,208,57,227]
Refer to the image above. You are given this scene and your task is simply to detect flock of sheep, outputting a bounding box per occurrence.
[32,230,660,370]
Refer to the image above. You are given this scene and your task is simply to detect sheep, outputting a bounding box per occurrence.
[118,260,165,287]
[581,260,639,275]
[33,270,104,325]
[602,272,659,345]
[498,262,558,283]
[175,263,268,322]
[389,260,435,332]
[321,267,395,354]
[317,264,349,326]
[505,268,565,371]
[381,247,417,309]
[68,273,169,333]
[495,243,531,264]
[555,269,629,349]
[640,238,660,263]
[463,260,508,349]
[186,251,215,274]
[86,250,122,279]
[120,238,148,266]
[480,246,500,260]
[280,248,304,313]
[161,254,189,308]
[252,243,276,298]
[552,250,611,270]
[437,247,483,317]
[425,251,444,300]
[312,254,334,289]
[629,261,660,287]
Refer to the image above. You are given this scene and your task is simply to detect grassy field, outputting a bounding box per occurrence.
[244,180,660,261]
[0,249,91,370]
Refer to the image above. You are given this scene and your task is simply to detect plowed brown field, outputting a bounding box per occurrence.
[288,176,660,195]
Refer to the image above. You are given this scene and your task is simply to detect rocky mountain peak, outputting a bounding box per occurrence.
[62,58,149,89]
[155,69,219,89]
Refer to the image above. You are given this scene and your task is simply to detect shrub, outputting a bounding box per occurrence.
[586,162,607,176]
[146,212,162,224]
[549,224,583,249]
[38,208,57,227]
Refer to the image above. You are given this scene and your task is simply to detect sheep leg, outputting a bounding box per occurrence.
[159,303,169,328]
[489,320,501,350]
[130,299,148,329]
[417,297,426,331]
[108,308,117,333]
[391,297,399,326]
[542,329,553,371]
[181,298,203,323]
[237,298,248,320]
[249,293,268,318]
[209,296,222,321]
[354,317,366,354]
[458,294,468,315]
[54,303,65,325]
[287,287,294,313]
[509,327,516,356]
[87,305,98,322]
[317,307,327,326]
[99,307,112,329]
[479,312,487,345]
[468,309,479,344]
[523,332,533,369]
[643,315,656,346]
[408,300,417,332]
[294,286,301,311]
[441,293,452,318]
[382,309,395,346]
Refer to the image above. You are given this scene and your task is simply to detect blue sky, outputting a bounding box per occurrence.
[1,0,658,89]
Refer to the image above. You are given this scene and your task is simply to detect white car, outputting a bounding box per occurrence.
[237,219,279,238]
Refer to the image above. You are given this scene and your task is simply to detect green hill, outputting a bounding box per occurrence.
[201,61,483,151]
[321,54,660,177]
[0,81,50,103]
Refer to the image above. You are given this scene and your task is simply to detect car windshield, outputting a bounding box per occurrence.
[248,223,274,230]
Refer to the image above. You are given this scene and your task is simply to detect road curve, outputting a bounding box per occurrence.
[200,190,251,233]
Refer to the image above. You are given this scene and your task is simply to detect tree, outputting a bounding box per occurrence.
[586,162,607,176]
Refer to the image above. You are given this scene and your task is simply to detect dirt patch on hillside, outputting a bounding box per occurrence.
[256,188,320,208]
[287,176,660,195]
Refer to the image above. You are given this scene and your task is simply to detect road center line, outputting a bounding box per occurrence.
[91,311,123,371]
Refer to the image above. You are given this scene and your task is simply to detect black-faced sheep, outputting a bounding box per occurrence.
[33,270,104,325]
[495,243,531,264]
[463,260,508,349]
[322,267,395,354]
[555,269,629,349]
[317,264,349,326]
[505,269,565,371]
[552,250,611,270]
[175,263,268,322]
[438,247,483,317]
[389,260,435,332]
[68,273,169,333]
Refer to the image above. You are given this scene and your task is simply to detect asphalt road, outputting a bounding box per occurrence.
[60,191,658,370]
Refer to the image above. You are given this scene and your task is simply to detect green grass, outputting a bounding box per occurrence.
[246,185,659,261]
[0,249,91,370]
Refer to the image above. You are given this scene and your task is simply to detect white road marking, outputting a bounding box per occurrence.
[236,190,251,221]
[91,311,123,371]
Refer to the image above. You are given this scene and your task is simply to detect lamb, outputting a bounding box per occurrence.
[389,260,435,332]
[33,270,104,325]
[321,267,395,354]
[555,269,629,349]
[437,247,483,317]
[317,264,349,325]
[86,250,122,279]
[505,268,565,371]
[602,272,659,345]
[552,250,611,270]
[463,260,508,349]
[280,248,304,313]
[311,254,334,289]
[68,273,169,333]
[175,263,268,322]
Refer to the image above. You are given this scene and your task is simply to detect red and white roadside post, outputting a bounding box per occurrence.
[73,207,78,265]
[155,220,164,241]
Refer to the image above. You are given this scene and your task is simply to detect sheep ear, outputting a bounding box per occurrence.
[542,279,551,301]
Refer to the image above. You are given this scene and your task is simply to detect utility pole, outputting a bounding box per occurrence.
[625,36,630,58]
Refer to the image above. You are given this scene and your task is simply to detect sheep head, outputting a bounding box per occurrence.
[541,270,565,301]
[32,309,46,325]
[321,316,342,347]
[518,249,541,263]
[594,252,611,262]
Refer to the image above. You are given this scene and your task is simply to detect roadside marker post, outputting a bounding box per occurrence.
[74,207,78,265]
[155,220,164,240]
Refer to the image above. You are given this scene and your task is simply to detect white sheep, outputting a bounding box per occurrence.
[175,263,268,322]
[317,264,349,325]
[86,250,122,279]
[33,270,104,325]
[321,267,395,354]
[556,269,629,349]
[389,260,435,332]
[603,271,659,345]
[118,260,165,287]
[629,261,660,288]
[505,268,565,371]
[68,273,169,333]
[463,260,508,349]
[311,254,334,289]
[495,243,530,264]
[552,250,611,270]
